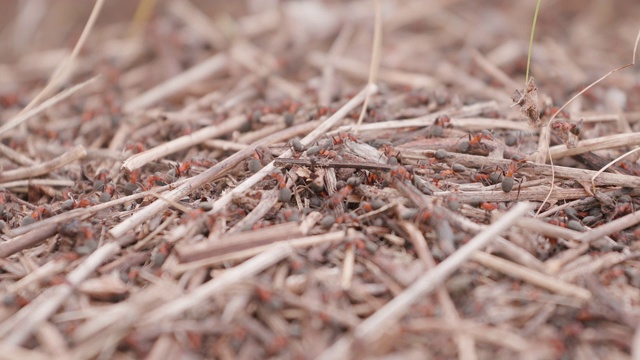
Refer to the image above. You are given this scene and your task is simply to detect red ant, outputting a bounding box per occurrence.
[551,120,582,136]
[500,161,523,196]
[480,202,499,212]
[468,130,494,147]
[434,115,451,128]
[390,165,413,182]
[143,173,167,191]
[326,177,360,209]
[332,133,358,146]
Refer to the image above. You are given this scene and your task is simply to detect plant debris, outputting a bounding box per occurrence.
[1,1,640,359]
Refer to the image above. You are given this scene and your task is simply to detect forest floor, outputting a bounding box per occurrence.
[1,0,640,359]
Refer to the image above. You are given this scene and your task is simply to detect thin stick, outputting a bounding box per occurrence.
[123,53,228,113]
[0,76,100,138]
[122,115,245,171]
[354,0,382,134]
[525,0,542,84]
[18,0,105,114]
[0,145,87,183]
[317,202,533,359]
[472,252,590,301]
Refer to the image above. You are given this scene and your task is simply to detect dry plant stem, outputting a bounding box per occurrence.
[0,225,59,257]
[0,179,75,188]
[545,132,640,160]
[633,324,640,360]
[140,244,291,325]
[172,230,349,274]
[354,0,381,133]
[0,145,87,183]
[108,118,323,239]
[429,151,640,188]
[227,190,279,234]
[0,76,100,138]
[0,142,36,166]
[403,318,530,353]
[123,53,228,113]
[0,242,120,346]
[577,209,640,243]
[122,115,245,171]
[318,202,533,359]
[9,177,191,239]
[320,24,354,106]
[335,101,498,133]
[307,52,438,88]
[472,252,591,301]
[18,0,104,114]
[175,222,301,262]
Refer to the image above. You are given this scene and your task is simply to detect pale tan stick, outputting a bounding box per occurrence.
[0,242,120,345]
[335,101,499,133]
[0,142,36,166]
[307,52,438,88]
[0,179,75,188]
[472,252,590,301]
[577,209,640,243]
[0,76,100,138]
[0,145,86,183]
[227,190,279,234]
[18,0,105,114]
[6,259,68,293]
[354,0,382,133]
[632,324,640,360]
[403,318,531,352]
[167,0,227,49]
[542,133,640,160]
[171,230,349,274]
[340,243,356,290]
[203,139,248,152]
[123,53,228,113]
[122,115,245,171]
[320,24,354,106]
[139,244,291,325]
[471,49,521,90]
[317,202,533,359]
[414,150,640,188]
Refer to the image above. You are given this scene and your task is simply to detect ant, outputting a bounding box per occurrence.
[429,115,452,137]
[326,177,361,209]
[332,133,358,146]
[389,165,413,182]
[499,160,524,197]
[551,120,582,136]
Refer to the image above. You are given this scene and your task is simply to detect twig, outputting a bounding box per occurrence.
[122,115,245,171]
[472,252,591,301]
[0,77,100,138]
[0,145,87,183]
[123,53,228,113]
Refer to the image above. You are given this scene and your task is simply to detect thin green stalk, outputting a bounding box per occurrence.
[525,0,542,84]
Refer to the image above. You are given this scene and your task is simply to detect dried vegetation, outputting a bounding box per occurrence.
[1,0,640,359]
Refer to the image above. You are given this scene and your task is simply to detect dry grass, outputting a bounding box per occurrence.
[1,0,640,359]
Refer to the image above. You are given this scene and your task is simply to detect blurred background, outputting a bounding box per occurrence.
[1,0,639,111]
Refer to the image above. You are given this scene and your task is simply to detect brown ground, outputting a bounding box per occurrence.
[1,1,640,359]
